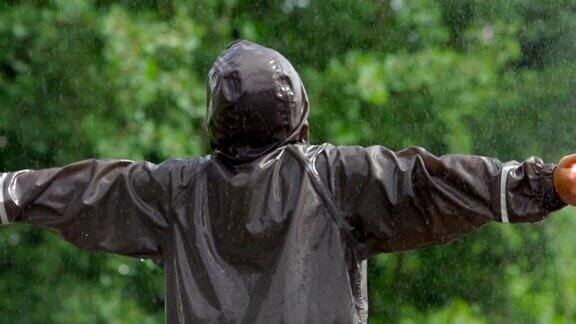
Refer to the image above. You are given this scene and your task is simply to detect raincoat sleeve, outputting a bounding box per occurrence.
[319,145,566,255]
[0,158,176,259]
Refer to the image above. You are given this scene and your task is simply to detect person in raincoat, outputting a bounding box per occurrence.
[2,40,576,323]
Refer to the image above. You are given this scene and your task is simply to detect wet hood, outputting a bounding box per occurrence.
[207,40,309,164]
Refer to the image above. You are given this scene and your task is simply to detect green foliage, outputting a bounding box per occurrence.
[1,0,576,322]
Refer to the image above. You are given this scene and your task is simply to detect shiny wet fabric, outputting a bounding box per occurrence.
[207,40,309,165]
[0,144,565,323]
[0,40,566,323]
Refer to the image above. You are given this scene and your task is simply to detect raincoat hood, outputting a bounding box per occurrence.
[207,40,310,164]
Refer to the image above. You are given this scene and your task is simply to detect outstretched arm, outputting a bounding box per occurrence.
[318,145,570,257]
[0,158,177,260]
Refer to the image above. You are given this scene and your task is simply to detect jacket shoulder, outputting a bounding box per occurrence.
[152,156,213,184]
[159,156,212,169]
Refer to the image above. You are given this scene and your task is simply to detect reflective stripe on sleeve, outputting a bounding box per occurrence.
[0,173,8,225]
[500,165,515,223]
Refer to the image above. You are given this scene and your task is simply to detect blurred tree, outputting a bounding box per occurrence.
[0,0,575,322]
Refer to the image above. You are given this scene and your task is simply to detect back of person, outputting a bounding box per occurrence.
[160,40,367,322]
[0,40,568,324]
[161,143,367,323]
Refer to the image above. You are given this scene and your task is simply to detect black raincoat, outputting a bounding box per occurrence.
[0,40,566,323]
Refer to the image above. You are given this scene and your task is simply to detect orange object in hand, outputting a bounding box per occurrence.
[554,154,576,205]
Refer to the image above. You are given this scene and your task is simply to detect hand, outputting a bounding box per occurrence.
[554,154,576,205]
